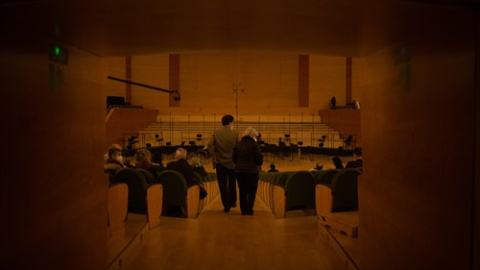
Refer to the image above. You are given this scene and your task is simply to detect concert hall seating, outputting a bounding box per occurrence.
[111,168,149,214]
[312,169,338,185]
[259,171,316,218]
[146,184,163,229]
[108,183,128,235]
[316,168,361,236]
[108,173,164,230]
[193,172,205,211]
[155,170,200,219]
[206,172,219,203]
[316,169,360,214]
[138,169,155,186]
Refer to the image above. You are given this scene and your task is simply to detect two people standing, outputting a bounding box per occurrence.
[208,115,263,215]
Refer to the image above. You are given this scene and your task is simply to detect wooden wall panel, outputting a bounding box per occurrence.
[121,52,348,117]
[309,55,346,110]
[169,54,180,107]
[126,56,132,103]
[319,109,361,146]
[358,6,475,270]
[240,53,298,115]
[351,57,362,106]
[131,54,170,109]
[106,57,127,100]
[1,37,107,269]
[179,53,235,115]
[346,57,352,104]
[298,55,309,107]
[105,108,159,148]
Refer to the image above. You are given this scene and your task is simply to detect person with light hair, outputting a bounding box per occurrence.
[166,148,195,186]
[104,143,122,162]
[166,147,207,213]
[134,148,158,180]
[233,127,263,215]
[190,157,208,178]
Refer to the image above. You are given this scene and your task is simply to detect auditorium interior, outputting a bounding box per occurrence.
[1,0,479,269]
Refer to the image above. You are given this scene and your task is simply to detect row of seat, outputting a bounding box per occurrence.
[107,182,162,234]
[107,169,219,235]
[258,168,360,236]
[258,171,316,218]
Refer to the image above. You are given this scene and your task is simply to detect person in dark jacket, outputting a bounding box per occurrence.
[151,152,166,175]
[332,156,344,169]
[166,148,196,187]
[346,147,363,169]
[233,127,263,215]
[267,163,279,172]
[134,148,159,181]
[165,148,196,217]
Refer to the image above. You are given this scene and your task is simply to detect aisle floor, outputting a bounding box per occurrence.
[121,195,346,270]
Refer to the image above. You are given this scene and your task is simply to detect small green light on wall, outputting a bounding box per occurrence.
[49,44,68,65]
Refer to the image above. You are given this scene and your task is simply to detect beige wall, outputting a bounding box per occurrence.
[106,53,348,117]
[358,5,476,270]
[1,38,107,268]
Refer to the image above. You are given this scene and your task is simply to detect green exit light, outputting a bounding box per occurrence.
[49,44,68,65]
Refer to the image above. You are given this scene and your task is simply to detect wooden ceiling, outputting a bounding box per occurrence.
[1,0,477,57]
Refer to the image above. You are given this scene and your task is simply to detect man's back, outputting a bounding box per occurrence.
[346,159,362,169]
[166,159,195,186]
[208,126,238,169]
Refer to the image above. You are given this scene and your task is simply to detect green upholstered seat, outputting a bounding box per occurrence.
[112,168,149,214]
[284,171,316,211]
[156,170,188,208]
[313,169,338,186]
[330,169,361,212]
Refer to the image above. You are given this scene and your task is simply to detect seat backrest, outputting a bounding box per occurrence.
[275,171,294,187]
[104,167,118,183]
[156,170,188,207]
[108,183,128,234]
[313,169,338,186]
[207,172,217,181]
[137,169,155,186]
[193,172,204,184]
[285,171,316,210]
[330,169,360,212]
[112,168,149,214]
